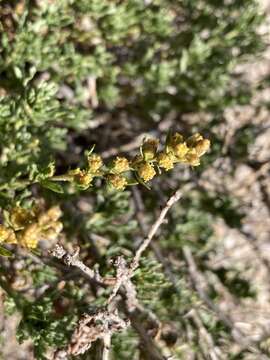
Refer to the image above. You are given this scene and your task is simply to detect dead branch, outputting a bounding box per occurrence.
[132,187,179,287]
[52,189,182,360]
[131,189,182,271]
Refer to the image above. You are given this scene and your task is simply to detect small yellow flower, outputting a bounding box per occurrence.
[167,132,184,149]
[46,206,62,222]
[87,154,103,173]
[38,206,62,225]
[137,162,156,182]
[186,133,203,147]
[42,229,57,241]
[173,142,189,160]
[0,205,64,250]
[51,221,63,234]
[10,207,33,230]
[0,225,17,244]
[185,148,200,166]
[19,235,38,249]
[72,170,93,187]
[195,139,210,157]
[18,223,40,249]
[38,207,63,244]
[142,138,159,161]
[157,152,174,171]
[107,174,128,190]
[111,157,130,173]
[166,133,189,160]
[42,221,63,241]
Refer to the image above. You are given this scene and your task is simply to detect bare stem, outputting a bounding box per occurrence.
[50,189,182,359]
[131,189,182,271]
[51,244,103,283]
[102,333,111,360]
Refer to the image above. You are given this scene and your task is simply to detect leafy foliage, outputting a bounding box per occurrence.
[0,0,267,359]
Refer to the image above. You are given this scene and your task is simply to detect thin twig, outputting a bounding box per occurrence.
[50,244,105,284]
[131,189,182,271]
[51,189,182,359]
[132,187,179,287]
[102,333,111,360]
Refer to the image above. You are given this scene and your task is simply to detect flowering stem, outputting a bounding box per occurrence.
[50,174,73,182]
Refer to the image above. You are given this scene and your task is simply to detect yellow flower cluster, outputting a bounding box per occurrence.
[157,152,174,171]
[111,157,130,174]
[129,133,210,182]
[43,132,209,192]
[87,154,103,173]
[107,174,128,190]
[136,162,156,182]
[106,157,130,190]
[141,138,159,161]
[0,205,63,249]
[69,168,93,188]
[165,132,210,167]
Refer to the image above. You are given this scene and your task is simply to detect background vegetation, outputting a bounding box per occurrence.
[0,0,269,359]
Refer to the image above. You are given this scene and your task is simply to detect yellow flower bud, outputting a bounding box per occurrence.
[166,133,189,160]
[0,225,17,244]
[23,223,39,236]
[107,174,128,190]
[137,162,156,182]
[88,154,103,173]
[73,170,93,187]
[157,152,174,171]
[195,139,210,157]
[0,225,10,243]
[10,207,33,230]
[142,138,159,161]
[173,142,189,160]
[42,229,58,241]
[46,206,62,222]
[167,132,184,149]
[42,223,62,240]
[111,157,130,173]
[186,133,203,147]
[51,221,63,234]
[185,148,200,166]
[19,223,39,249]
[20,236,38,249]
[38,213,50,226]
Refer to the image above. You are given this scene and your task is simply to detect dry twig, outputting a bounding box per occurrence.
[51,244,104,284]
[131,189,182,271]
[52,189,182,359]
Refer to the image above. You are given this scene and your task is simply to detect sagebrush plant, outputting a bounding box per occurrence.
[0,132,210,252]
[0,0,268,359]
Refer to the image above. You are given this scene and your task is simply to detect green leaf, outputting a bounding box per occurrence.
[0,246,13,257]
[40,180,64,194]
